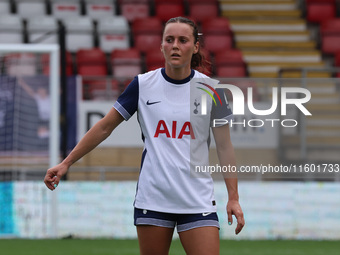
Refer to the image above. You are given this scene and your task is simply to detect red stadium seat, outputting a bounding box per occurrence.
[214,49,246,77]
[111,48,140,61]
[145,50,164,71]
[202,34,233,53]
[306,2,336,24]
[133,17,163,53]
[119,0,150,22]
[335,52,340,66]
[82,78,120,100]
[111,48,142,78]
[201,18,233,53]
[322,35,340,55]
[41,51,73,76]
[321,18,340,31]
[134,34,163,53]
[154,0,183,3]
[155,3,185,23]
[132,17,163,34]
[306,0,335,4]
[76,48,106,65]
[214,49,244,65]
[187,0,219,23]
[76,48,107,76]
[78,65,107,76]
[215,66,246,78]
[201,17,232,35]
[321,19,340,55]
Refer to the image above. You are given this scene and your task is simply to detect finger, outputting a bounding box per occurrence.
[44,172,58,190]
[235,221,244,235]
[53,175,60,188]
[227,208,233,226]
[46,183,55,191]
[45,170,58,181]
[44,178,55,191]
[49,175,58,189]
[45,171,55,180]
[235,215,245,235]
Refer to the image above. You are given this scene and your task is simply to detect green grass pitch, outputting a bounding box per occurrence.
[1,239,340,255]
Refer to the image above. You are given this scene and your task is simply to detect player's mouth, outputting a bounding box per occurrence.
[171,53,181,58]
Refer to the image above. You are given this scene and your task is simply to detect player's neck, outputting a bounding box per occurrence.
[164,65,191,81]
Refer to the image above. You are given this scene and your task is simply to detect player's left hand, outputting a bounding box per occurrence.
[226,200,245,235]
[44,162,68,191]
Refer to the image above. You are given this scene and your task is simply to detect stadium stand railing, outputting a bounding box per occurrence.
[278,67,340,181]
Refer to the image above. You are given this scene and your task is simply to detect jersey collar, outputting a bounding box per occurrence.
[161,68,195,85]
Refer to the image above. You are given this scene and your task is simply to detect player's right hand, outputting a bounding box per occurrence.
[44,163,68,191]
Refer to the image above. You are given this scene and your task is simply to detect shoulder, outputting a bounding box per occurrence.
[137,68,165,90]
[124,68,162,90]
[192,70,219,87]
[193,69,210,79]
[138,68,162,81]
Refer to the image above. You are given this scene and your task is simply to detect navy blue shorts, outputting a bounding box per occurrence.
[134,208,220,233]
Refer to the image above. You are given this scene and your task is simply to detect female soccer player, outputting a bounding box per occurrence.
[44,17,245,255]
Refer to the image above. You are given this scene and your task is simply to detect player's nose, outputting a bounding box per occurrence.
[172,39,179,49]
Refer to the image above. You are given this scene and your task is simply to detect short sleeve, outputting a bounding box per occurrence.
[113,76,139,120]
[210,88,233,127]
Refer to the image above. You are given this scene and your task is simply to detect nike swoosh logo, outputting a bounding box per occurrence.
[146,100,161,105]
[202,212,212,217]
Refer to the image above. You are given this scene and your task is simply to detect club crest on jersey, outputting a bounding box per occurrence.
[193,99,200,114]
[154,120,195,139]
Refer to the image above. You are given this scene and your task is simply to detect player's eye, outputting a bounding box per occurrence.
[165,38,173,43]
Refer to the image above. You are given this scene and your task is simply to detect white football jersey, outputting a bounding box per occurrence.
[114,68,232,213]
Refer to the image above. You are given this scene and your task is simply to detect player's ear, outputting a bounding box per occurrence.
[193,41,199,54]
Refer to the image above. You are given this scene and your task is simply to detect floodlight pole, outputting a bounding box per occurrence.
[59,22,68,180]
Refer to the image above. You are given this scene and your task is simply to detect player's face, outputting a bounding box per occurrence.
[161,22,199,69]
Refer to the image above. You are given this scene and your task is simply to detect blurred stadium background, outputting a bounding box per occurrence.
[0,0,340,254]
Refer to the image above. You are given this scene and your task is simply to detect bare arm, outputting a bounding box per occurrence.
[44,107,124,190]
[17,78,35,97]
[212,124,245,235]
